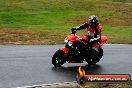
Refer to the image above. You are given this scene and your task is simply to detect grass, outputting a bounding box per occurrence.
[0,0,132,44]
[82,83,132,88]
[56,82,132,88]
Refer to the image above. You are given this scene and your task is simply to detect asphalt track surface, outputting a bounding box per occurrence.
[0,44,132,88]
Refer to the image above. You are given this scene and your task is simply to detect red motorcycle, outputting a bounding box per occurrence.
[52,30,107,67]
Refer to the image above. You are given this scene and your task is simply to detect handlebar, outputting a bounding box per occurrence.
[71,28,77,34]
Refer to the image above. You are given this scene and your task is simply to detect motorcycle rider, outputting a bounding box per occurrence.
[71,15,102,51]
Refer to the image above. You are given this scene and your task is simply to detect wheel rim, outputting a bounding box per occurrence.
[54,55,65,66]
[55,57,63,64]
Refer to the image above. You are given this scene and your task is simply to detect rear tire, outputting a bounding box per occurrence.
[86,61,96,65]
[98,48,103,61]
[86,48,103,65]
[52,50,65,67]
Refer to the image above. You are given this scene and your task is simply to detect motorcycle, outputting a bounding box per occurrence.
[52,30,107,67]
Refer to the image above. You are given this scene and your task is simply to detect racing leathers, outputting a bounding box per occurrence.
[72,22,102,50]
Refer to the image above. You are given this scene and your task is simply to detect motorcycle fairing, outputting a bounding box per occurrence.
[60,47,69,54]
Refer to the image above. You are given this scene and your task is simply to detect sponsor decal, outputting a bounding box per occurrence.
[77,66,131,86]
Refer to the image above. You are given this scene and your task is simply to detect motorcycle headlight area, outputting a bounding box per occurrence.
[64,39,68,43]
[64,39,73,46]
[67,41,73,46]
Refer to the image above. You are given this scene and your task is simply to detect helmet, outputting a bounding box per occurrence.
[88,15,99,28]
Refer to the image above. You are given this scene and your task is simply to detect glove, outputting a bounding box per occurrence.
[71,28,77,34]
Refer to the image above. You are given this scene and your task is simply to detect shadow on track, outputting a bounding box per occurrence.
[51,64,103,81]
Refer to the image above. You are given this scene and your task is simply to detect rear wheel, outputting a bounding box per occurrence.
[86,48,103,65]
[98,48,103,60]
[52,50,66,67]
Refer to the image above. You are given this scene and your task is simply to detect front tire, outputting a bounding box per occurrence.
[52,50,66,67]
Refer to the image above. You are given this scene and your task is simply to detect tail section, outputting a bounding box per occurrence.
[100,36,107,46]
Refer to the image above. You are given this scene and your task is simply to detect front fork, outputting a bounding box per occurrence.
[59,45,80,61]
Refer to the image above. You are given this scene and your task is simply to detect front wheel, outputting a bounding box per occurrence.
[52,50,66,67]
